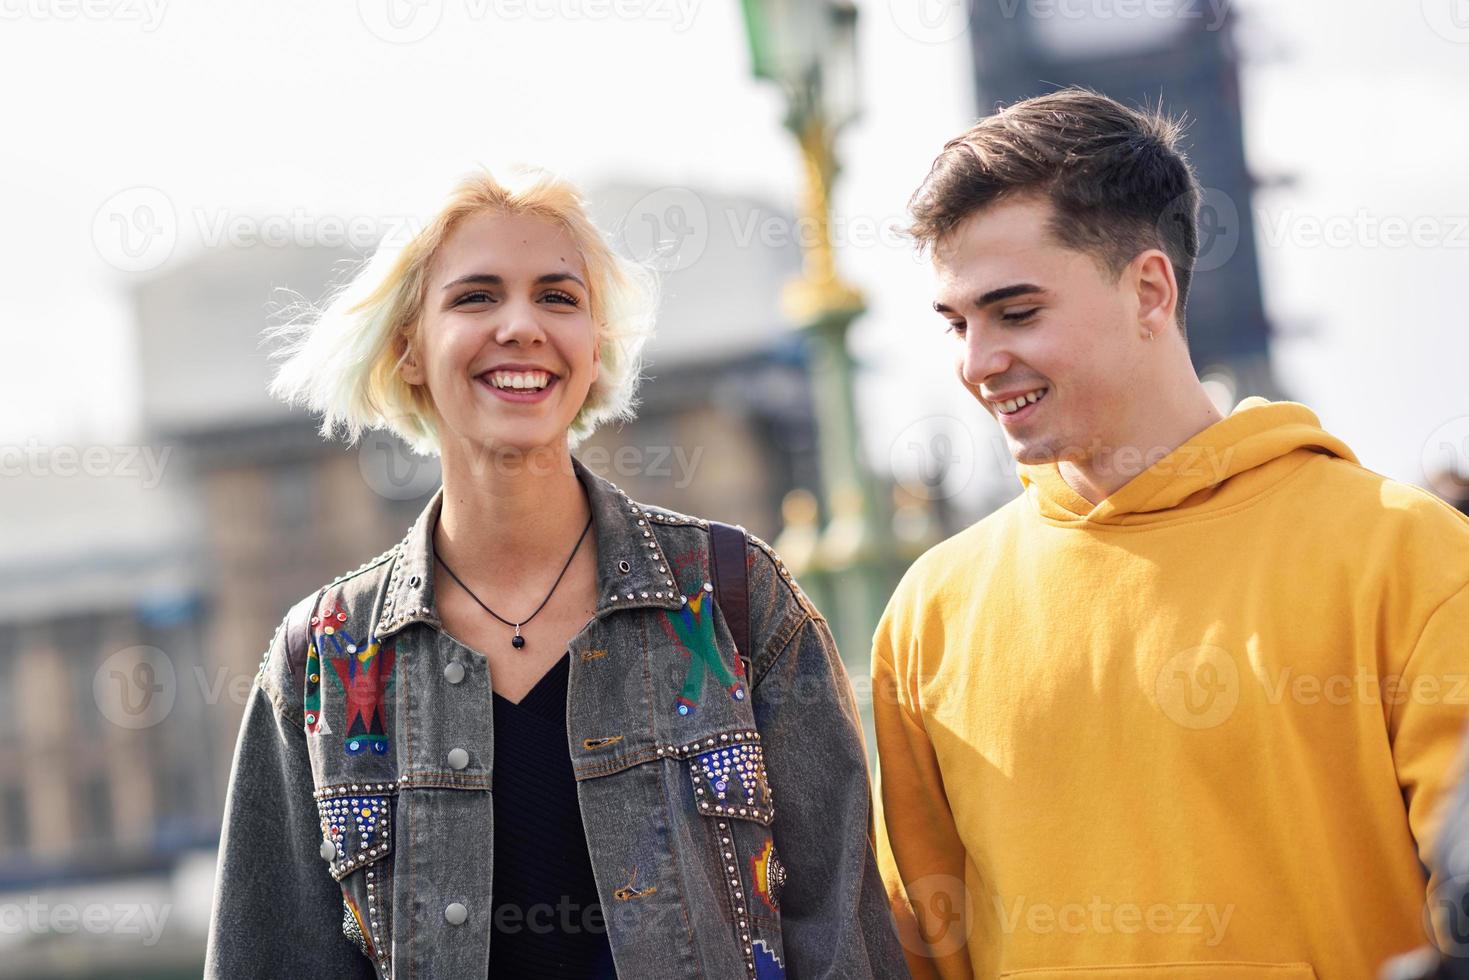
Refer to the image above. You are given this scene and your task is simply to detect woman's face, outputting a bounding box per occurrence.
[404,210,600,463]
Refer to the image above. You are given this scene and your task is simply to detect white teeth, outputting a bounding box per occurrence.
[487,370,552,391]
[997,388,1046,414]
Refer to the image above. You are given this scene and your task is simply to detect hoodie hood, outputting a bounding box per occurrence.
[1017,397,1358,526]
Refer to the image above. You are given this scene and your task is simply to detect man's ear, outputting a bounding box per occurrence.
[1132,249,1179,338]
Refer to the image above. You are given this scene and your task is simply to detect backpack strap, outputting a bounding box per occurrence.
[707,520,750,679]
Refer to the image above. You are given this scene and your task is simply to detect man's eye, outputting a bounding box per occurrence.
[945,321,967,335]
[1002,308,1039,323]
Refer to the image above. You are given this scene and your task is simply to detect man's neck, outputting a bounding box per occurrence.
[1058,384,1224,505]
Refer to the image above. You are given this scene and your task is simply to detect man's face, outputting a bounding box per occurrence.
[932,193,1144,467]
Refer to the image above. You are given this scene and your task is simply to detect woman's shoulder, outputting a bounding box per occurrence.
[253,534,407,723]
[631,496,823,658]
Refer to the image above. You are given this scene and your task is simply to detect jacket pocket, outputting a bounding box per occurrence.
[683,729,790,979]
[315,782,396,975]
[1000,963,1318,979]
[685,729,774,825]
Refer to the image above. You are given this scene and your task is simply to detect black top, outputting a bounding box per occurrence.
[489,653,618,979]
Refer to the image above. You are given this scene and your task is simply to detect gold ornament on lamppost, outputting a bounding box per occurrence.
[740,0,895,662]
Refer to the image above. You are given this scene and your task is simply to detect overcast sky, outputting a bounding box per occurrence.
[2,0,1465,498]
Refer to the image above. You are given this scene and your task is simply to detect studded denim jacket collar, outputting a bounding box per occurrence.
[377,456,690,642]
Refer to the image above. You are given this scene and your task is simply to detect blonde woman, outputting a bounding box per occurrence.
[202,168,908,979]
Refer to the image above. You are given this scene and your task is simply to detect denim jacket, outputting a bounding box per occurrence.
[203,457,909,980]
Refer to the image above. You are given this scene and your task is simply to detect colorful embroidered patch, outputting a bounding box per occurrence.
[317,793,392,879]
[751,839,786,914]
[752,939,786,980]
[326,640,396,756]
[664,582,745,717]
[689,740,774,823]
[304,640,327,734]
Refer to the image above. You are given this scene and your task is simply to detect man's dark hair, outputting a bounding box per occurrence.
[908,86,1201,334]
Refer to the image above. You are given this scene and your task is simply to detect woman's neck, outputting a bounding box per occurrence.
[433,441,592,586]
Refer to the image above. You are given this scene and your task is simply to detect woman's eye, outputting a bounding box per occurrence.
[455,291,494,306]
[1001,307,1039,323]
[543,290,580,306]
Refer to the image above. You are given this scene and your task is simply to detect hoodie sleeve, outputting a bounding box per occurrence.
[871,594,976,980]
[1389,578,1469,902]
[203,604,376,979]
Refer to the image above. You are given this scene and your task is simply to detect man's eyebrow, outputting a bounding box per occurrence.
[933,283,1047,315]
[441,272,588,291]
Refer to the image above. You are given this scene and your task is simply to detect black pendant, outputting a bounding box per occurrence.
[511,633,525,649]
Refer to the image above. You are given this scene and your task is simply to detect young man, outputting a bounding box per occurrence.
[872,87,1469,980]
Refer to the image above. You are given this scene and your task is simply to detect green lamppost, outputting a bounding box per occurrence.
[740,0,894,668]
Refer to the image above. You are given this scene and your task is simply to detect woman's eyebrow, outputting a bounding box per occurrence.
[441,272,587,291]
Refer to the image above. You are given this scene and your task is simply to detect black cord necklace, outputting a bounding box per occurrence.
[434,506,594,650]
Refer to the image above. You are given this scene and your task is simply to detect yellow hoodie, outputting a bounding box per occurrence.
[873,398,1469,980]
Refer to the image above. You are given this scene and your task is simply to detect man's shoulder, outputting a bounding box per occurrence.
[1307,455,1469,547]
[900,492,1027,588]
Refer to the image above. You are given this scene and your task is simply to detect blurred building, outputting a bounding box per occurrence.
[966,0,1280,402]
[0,185,818,975]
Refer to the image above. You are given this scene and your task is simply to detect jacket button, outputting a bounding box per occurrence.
[319,839,337,861]
[443,661,465,684]
[447,747,469,769]
[444,902,468,925]
[409,575,421,588]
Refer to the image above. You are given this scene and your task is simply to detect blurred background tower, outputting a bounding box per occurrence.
[966,0,1282,404]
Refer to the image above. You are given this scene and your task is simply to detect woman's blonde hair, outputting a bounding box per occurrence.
[266,166,658,454]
